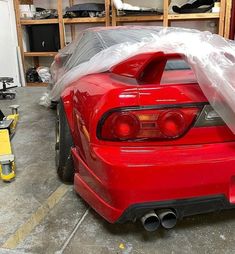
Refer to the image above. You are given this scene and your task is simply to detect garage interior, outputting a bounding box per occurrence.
[0,0,235,253]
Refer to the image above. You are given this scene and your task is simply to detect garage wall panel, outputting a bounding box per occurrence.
[0,0,21,88]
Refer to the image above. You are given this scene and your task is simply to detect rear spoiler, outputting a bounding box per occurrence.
[110,52,183,83]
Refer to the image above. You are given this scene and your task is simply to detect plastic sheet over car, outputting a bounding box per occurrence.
[40,26,235,133]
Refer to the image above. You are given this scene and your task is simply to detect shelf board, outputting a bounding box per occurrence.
[26,82,48,87]
[24,52,58,57]
[20,19,59,25]
[168,13,220,21]
[63,17,106,24]
[116,15,163,22]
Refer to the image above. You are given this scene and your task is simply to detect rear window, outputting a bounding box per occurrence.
[161,59,197,85]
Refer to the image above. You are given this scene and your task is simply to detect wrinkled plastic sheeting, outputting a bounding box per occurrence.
[40,26,235,133]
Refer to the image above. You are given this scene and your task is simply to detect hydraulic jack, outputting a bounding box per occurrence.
[0,105,19,182]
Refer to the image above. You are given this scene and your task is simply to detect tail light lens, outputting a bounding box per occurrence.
[158,111,186,138]
[99,107,200,141]
[112,113,140,139]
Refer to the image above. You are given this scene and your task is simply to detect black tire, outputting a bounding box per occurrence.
[55,100,74,183]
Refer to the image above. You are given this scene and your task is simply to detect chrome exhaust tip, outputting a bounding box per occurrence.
[158,209,177,229]
[141,211,160,232]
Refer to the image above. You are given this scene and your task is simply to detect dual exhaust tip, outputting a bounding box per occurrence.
[141,209,177,232]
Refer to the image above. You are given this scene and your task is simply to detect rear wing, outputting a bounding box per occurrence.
[110,52,186,84]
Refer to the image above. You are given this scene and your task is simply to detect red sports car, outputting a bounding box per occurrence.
[54,27,235,232]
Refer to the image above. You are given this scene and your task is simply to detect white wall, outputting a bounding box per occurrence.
[0,0,22,87]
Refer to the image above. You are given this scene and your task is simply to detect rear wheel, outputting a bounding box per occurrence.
[55,100,74,183]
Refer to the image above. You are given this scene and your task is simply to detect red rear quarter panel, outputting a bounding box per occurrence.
[61,72,139,161]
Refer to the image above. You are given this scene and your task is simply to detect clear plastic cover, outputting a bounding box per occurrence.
[40,26,235,133]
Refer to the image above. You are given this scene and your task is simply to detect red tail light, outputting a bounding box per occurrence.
[98,107,200,141]
[112,113,140,139]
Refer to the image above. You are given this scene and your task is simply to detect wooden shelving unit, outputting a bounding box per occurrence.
[116,15,164,22]
[20,18,59,25]
[111,0,232,37]
[224,0,233,38]
[24,52,58,57]
[168,13,220,20]
[13,0,110,86]
[64,17,106,24]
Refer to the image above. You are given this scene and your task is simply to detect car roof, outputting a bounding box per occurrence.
[83,26,163,48]
[64,26,163,70]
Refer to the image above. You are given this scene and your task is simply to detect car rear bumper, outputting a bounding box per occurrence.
[72,142,235,223]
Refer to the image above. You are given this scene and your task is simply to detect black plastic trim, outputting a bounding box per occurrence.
[117,195,235,223]
[97,102,208,141]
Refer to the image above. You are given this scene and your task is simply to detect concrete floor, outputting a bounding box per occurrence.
[0,87,235,254]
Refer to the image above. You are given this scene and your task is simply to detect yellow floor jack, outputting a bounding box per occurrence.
[0,105,19,182]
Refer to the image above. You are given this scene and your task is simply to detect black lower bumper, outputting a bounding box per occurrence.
[117,195,235,223]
